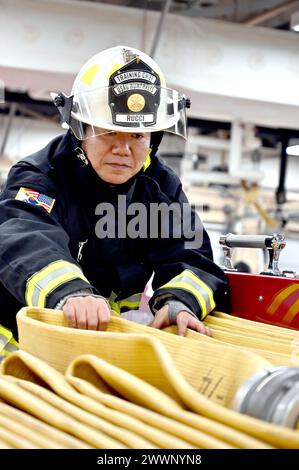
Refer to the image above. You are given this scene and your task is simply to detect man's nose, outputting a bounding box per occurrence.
[112,135,131,155]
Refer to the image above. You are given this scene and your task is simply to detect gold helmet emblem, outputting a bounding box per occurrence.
[127,93,145,113]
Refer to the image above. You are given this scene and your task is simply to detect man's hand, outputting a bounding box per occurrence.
[63,296,110,331]
[150,304,212,337]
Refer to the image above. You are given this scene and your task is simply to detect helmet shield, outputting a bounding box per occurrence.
[69,86,187,140]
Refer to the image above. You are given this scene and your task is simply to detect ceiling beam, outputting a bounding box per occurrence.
[243,0,299,26]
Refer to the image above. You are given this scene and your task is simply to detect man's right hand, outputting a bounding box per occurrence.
[62,296,111,331]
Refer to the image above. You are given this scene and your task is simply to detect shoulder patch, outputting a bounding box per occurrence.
[15,187,55,213]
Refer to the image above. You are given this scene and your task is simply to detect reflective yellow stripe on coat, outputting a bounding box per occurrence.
[0,325,18,362]
[109,291,142,315]
[26,260,90,308]
[158,269,215,319]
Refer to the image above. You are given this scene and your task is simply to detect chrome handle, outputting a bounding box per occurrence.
[219,233,286,275]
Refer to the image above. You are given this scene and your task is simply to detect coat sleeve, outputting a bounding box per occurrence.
[147,179,228,320]
[0,162,95,310]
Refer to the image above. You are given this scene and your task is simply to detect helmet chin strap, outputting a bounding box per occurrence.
[150,131,164,156]
[143,131,164,172]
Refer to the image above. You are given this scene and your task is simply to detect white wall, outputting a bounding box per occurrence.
[2,0,299,128]
[0,114,62,161]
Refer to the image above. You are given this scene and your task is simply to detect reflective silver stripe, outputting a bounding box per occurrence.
[168,273,212,313]
[109,291,142,313]
[26,260,89,307]
[0,328,12,341]
[3,342,19,353]
[0,329,12,353]
[30,264,84,306]
[159,269,216,318]
[0,336,7,353]
[119,292,142,308]
[0,333,9,345]
[0,326,18,358]
[109,291,118,302]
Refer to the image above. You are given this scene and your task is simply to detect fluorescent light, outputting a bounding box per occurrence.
[291,10,299,31]
[286,145,299,156]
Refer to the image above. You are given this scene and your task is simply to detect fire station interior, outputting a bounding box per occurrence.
[0,0,299,454]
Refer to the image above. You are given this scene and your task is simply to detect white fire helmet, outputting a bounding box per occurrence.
[52,45,190,140]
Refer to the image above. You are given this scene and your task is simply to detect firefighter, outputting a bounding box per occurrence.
[0,45,228,355]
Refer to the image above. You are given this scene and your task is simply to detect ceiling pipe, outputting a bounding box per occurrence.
[243,0,299,26]
[150,0,172,58]
[17,104,58,123]
[0,103,17,157]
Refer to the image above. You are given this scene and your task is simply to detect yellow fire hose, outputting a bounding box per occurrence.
[0,400,91,448]
[0,350,266,449]
[0,307,295,449]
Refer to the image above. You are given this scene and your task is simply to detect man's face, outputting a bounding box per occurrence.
[82,127,151,184]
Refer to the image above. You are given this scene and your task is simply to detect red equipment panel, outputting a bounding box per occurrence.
[226,272,299,330]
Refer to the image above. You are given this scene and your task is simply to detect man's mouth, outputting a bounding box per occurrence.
[106,162,131,169]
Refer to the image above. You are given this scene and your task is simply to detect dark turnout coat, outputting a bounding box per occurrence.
[0,131,228,338]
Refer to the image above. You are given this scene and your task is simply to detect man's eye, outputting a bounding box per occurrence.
[132,134,144,139]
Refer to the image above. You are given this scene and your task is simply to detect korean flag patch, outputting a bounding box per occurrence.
[15,187,55,213]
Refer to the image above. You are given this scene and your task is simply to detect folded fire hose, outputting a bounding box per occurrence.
[0,306,297,449]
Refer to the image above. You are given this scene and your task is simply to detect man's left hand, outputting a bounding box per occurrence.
[149,304,212,337]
